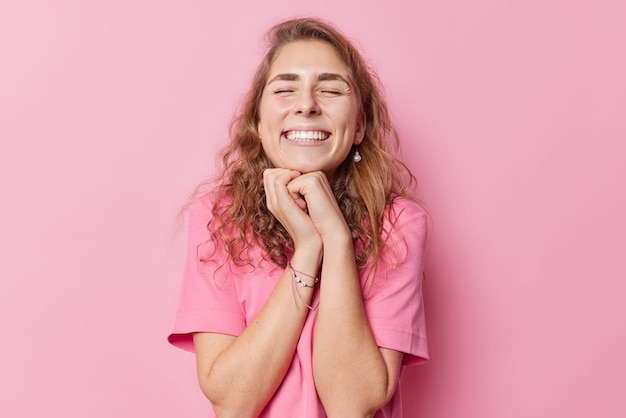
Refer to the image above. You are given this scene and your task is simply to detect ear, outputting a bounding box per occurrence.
[354,110,366,145]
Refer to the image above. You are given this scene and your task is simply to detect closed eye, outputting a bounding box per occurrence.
[318,82,349,97]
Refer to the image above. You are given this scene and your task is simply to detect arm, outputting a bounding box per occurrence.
[194,248,319,417]
[313,237,403,417]
[193,169,323,417]
[287,172,404,417]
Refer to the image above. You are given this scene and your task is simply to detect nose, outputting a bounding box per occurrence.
[294,91,320,116]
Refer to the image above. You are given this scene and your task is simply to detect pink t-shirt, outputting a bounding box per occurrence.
[168,194,428,417]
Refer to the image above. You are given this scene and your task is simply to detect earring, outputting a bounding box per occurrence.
[353,149,362,163]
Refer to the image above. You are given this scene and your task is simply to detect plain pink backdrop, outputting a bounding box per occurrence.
[1,1,624,417]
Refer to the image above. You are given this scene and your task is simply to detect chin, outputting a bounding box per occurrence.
[278,160,317,172]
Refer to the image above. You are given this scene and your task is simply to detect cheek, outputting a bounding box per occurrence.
[262,95,291,111]
[259,137,275,159]
[329,100,360,126]
[338,111,359,132]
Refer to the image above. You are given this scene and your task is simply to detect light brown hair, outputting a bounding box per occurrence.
[205,17,416,268]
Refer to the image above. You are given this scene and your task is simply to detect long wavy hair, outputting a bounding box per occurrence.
[203,17,416,269]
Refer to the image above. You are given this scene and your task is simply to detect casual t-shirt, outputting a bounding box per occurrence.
[168,193,428,417]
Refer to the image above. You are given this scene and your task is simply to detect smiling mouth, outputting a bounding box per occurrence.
[283,130,330,142]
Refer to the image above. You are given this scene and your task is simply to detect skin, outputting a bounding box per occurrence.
[193,40,403,417]
[258,40,365,180]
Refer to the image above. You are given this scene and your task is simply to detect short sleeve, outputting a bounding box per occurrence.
[362,199,429,366]
[167,196,246,353]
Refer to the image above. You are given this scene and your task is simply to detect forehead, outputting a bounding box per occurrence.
[268,40,349,77]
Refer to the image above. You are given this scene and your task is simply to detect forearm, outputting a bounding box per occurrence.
[312,238,392,416]
[198,249,321,417]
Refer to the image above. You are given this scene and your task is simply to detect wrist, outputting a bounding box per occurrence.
[322,234,354,262]
[321,228,352,248]
[291,244,323,275]
[293,235,323,257]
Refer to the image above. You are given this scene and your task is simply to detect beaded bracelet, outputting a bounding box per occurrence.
[287,261,320,310]
[288,261,319,288]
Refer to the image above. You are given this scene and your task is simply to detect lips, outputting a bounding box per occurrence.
[283,130,330,142]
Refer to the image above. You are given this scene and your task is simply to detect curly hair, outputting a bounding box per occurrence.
[203,17,416,268]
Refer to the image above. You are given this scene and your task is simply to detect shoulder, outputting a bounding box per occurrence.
[186,191,230,249]
[189,191,231,221]
[361,197,428,296]
[384,196,428,233]
[379,197,428,265]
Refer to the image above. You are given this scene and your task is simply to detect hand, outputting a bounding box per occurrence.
[263,168,322,252]
[285,172,351,242]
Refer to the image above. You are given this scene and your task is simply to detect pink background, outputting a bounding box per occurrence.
[1,1,624,417]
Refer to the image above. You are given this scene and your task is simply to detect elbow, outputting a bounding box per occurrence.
[321,383,396,418]
[209,403,259,418]
[363,387,397,418]
[371,385,397,415]
[200,393,261,418]
[198,376,263,418]
[320,374,399,418]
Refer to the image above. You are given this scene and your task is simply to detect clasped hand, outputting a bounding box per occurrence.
[263,168,351,251]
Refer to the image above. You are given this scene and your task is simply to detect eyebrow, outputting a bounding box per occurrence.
[267,72,351,85]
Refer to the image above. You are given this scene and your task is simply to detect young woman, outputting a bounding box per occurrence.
[169,18,428,418]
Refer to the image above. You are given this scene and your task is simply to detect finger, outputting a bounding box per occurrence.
[263,168,301,190]
[293,195,308,211]
[263,169,300,204]
[286,172,332,204]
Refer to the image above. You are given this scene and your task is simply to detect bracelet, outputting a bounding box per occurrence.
[288,261,319,288]
[287,261,320,311]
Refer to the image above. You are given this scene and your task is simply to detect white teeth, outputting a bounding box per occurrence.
[285,130,329,141]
